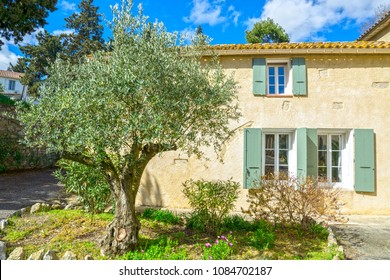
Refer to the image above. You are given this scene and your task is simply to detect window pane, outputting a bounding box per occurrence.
[332,167,342,182]
[278,85,285,94]
[269,85,275,94]
[269,76,275,85]
[279,134,288,149]
[318,135,327,150]
[265,150,275,164]
[279,150,288,164]
[279,165,288,178]
[8,80,15,91]
[278,75,285,86]
[332,135,341,150]
[278,66,284,75]
[268,67,275,75]
[318,167,327,178]
[332,151,341,167]
[318,151,327,167]
[265,166,274,176]
[265,135,274,149]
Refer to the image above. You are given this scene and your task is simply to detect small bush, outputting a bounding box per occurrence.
[242,176,343,227]
[54,159,112,214]
[183,179,240,233]
[142,208,180,224]
[221,215,253,231]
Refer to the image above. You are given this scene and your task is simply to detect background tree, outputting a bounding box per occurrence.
[0,0,57,49]
[64,0,106,63]
[245,18,290,43]
[360,4,390,34]
[10,31,67,97]
[10,0,105,96]
[17,0,240,256]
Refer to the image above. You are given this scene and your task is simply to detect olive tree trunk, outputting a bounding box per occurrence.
[100,177,140,256]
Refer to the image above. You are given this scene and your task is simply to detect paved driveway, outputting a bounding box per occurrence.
[331,215,390,260]
[0,169,67,219]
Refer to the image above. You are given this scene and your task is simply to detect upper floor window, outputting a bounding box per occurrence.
[252,57,307,96]
[8,80,16,91]
[267,64,286,95]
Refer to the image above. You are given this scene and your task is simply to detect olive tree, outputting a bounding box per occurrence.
[17,0,240,256]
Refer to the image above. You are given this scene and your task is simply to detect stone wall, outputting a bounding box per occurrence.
[0,104,58,172]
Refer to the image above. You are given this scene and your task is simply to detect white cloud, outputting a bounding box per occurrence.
[184,0,226,26]
[228,5,241,26]
[52,29,75,36]
[0,40,20,70]
[246,0,386,42]
[59,0,77,13]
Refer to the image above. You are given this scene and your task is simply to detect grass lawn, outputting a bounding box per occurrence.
[0,208,343,260]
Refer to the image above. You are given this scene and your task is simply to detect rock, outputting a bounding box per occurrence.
[7,247,25,260]
[28,249,45,260]
[84,255,94,260]
[0,219,8,230]
[62,251,77,260]
[43,250,59,260]
[31,202,51,214]
[51,203,62,210]
[30,203,42,214]
[0,241,6,260]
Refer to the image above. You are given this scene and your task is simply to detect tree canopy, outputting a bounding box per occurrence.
[0,0,57,48]
[18,0,240,256]
[9,0,106,96]
[245,18,290,44]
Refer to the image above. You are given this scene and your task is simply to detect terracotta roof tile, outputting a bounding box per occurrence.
[0,70,23,79]
[209,41,390,51]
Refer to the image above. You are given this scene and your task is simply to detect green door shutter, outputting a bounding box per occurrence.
[354,129,375,192]
[297,128,318,178]
[253,58,266,96]
[292,58,307,96]
[244,128,262,188]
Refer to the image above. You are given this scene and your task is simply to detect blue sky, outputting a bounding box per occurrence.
[0,0,387,70]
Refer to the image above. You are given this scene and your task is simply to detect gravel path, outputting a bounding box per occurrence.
[0,168,68,219]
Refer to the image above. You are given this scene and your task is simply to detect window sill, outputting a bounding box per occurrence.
[266,94,293,98]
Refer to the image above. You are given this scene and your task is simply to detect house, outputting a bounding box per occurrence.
[136,19,390,214]
[0,70,28,101]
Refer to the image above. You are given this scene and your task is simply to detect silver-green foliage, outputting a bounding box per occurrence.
[16,0,240,254]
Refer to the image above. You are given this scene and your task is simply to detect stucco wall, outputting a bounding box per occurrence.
[137,53,390,214]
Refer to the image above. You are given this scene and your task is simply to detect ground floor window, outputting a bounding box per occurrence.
[264,133,290,178]
[318,134,343,183]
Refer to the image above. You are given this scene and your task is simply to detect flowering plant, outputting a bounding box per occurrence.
[202,234,234,260]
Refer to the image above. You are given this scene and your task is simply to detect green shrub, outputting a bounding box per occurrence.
[0,94,16,106]
[142,208,180,224]
[221,214,253,231]
[53,159,112,214]
[183,179,240,233]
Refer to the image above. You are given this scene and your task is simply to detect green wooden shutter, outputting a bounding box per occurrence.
[253,58,266,96]
[244,128,262,188]
[292,58,307,96]
[354,129,375,192]
[297,128,318,178]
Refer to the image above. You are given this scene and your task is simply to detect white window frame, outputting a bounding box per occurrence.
[266,58,292,95]
[262,129,296,178]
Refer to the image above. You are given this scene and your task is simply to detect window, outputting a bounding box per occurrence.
[267,64,286,95]
[252,57,307,96]
[244,128,374,192]
[318,134,343,183]
[8,80,16,91]
[264,133,290,177]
